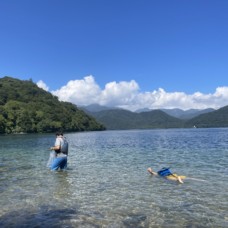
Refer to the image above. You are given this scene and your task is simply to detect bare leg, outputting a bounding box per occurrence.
[177,176,184,184]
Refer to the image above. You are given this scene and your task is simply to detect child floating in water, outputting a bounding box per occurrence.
[147,167,184,184]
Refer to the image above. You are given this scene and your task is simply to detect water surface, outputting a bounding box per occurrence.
[0,128,227,227]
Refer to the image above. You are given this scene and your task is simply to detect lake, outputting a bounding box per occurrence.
[0,128,227,227]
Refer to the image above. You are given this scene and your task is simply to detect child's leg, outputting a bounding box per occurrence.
[177,176,184,184]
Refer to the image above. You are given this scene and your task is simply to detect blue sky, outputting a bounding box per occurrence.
[1,0,228,110]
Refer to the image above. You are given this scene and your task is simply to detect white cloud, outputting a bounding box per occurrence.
[36,80,49,91]
[47,75,228,111]
[52,76,101,105]
[100,80,139,106]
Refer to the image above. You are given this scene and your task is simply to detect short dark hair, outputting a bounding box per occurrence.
[56,131,63,136]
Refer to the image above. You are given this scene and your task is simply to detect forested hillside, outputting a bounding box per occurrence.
[0,77,105,134]
[91,109,184,130]
[185,105,228,128]
[84,105,228,130]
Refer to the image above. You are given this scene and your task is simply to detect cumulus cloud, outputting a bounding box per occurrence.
[52,76,101,105]
[52,75,139,107]
[37,80,49,91]
[49,75,228,111]
[100,80,139,106]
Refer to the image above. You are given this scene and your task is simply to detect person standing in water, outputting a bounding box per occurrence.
[49,131,69,171]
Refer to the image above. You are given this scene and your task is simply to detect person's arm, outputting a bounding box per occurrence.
[50,145,60,150]
[50,138,61,151]
[147,168,158,176]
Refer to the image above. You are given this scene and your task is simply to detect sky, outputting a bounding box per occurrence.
[1,0,228,111]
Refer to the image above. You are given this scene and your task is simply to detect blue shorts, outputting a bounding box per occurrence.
[51,157,67,171]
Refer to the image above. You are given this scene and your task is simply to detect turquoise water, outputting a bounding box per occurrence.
[0,128,227,227]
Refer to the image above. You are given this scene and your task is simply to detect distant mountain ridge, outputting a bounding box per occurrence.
[80,104,228,130]
[88,109,184,130]
[79,104,121,113]
[81,104,215,119]
[160,108,215,119]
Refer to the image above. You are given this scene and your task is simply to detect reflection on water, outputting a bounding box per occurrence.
[0,129,228,227]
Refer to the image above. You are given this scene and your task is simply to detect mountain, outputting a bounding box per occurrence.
[0,76,105,134]
[90,109,184,130]
[178,108,215,119]
[83,104,228,130]
[79,104,120,113]
[185,105,228,128]
[135,108,151,113]
[136,108,215,119]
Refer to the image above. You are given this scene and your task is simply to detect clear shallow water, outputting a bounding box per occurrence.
[0,128,227,227]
